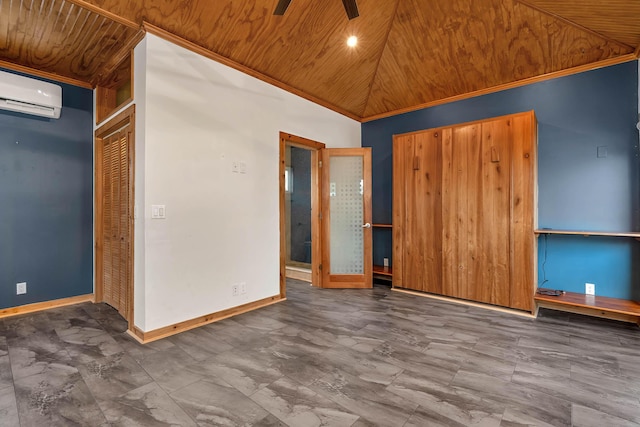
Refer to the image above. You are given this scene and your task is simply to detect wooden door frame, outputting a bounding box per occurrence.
[279,132,325,298]
[95,104,136,326]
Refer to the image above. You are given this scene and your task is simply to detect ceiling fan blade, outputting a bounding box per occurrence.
[341,0,359,20]
[274,0,293,15]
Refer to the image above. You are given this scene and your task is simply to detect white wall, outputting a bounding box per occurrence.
[134,34,360,332]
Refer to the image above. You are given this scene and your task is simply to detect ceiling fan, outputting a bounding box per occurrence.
[274,0,359,20]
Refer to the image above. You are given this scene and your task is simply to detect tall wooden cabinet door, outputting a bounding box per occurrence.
[396,131,443,293]
[510,113,536,311]
[477,118,512,307]
[392,136,408,290]
[442,125,479,300]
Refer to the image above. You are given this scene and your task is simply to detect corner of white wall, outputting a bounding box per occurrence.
[138,33,360,332]
[133,36,148,331]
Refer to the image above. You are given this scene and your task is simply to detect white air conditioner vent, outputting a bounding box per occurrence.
[0,70,62,119]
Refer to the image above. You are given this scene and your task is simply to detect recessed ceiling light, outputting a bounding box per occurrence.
[347,36,358,47]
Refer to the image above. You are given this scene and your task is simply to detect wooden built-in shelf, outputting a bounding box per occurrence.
[373,265,392,277]
[535,291,640,322]
[535,229,640,238]
[373,224,393,228]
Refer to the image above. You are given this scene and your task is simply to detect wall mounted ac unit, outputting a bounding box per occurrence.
[0,70,62,119]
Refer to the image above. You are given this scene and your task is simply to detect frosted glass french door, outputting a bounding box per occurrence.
[321,148,372,288]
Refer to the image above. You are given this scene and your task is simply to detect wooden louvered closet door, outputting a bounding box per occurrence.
[100,127,131,318]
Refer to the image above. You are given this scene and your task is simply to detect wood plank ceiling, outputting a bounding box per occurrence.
[0,0,638,119]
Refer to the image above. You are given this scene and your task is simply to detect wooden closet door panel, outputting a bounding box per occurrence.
[403,131,442,293]
[510,113,536,311]
[393,135,408,289]
[442,127,471,298]
[441,128,455,297]
[463,124,485,303]
[399,135,421,290]
[118,130,129,314]
[110,132,122,311]
[478,119,512,307]
[102,135,114,307]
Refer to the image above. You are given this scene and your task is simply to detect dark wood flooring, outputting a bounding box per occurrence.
[1,279,640,426]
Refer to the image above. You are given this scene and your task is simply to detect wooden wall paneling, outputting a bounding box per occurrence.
[510,112,537,311]
[519,0,640,48]
[401,135,421,290]
[422,130,443,295]
[394,112,536,311]
[441,127,463,298]
[0,0,141,84]
[479,119,512,307]
[402,131,443,293]
[462,124,485,304]
[392,135,407,289]
[362,0,632,118]
[2,0,637,119]
[141,0,400,118]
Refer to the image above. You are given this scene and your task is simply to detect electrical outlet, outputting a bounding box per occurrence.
[16,282,27,295]
[383,258,389,267]
[585,283,595,296]
[240,282,246,294]
[232,161,239,173]
[232,284,239,297]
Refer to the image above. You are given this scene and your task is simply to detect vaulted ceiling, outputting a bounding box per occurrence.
[1,0,638,120]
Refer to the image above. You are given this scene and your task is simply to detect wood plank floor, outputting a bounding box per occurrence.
[1,279,640,426]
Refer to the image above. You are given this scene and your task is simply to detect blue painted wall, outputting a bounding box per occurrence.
[363,61,640,299]
[0,69,93,309]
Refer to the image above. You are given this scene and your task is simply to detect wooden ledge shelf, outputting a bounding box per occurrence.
[372,224,393,228]
[373,265,392,277]
[535,291,640,322]
[535,229,640,238]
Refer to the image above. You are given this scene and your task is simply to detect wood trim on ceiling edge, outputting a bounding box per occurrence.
[93,28,146,88]
[0,294,95,319]
[65,0,140,29]
[141,22,361,122]
[129,294,286,344]
[0,60,93,89]
[362,53,639,123]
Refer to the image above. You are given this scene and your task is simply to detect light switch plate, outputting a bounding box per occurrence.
[152,205,166,219]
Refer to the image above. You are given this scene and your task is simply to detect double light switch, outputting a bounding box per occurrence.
[152,205,166,219]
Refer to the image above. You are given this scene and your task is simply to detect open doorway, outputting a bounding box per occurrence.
[279,133,325,297]
[285,145,313,278]
[279,133,373,297]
